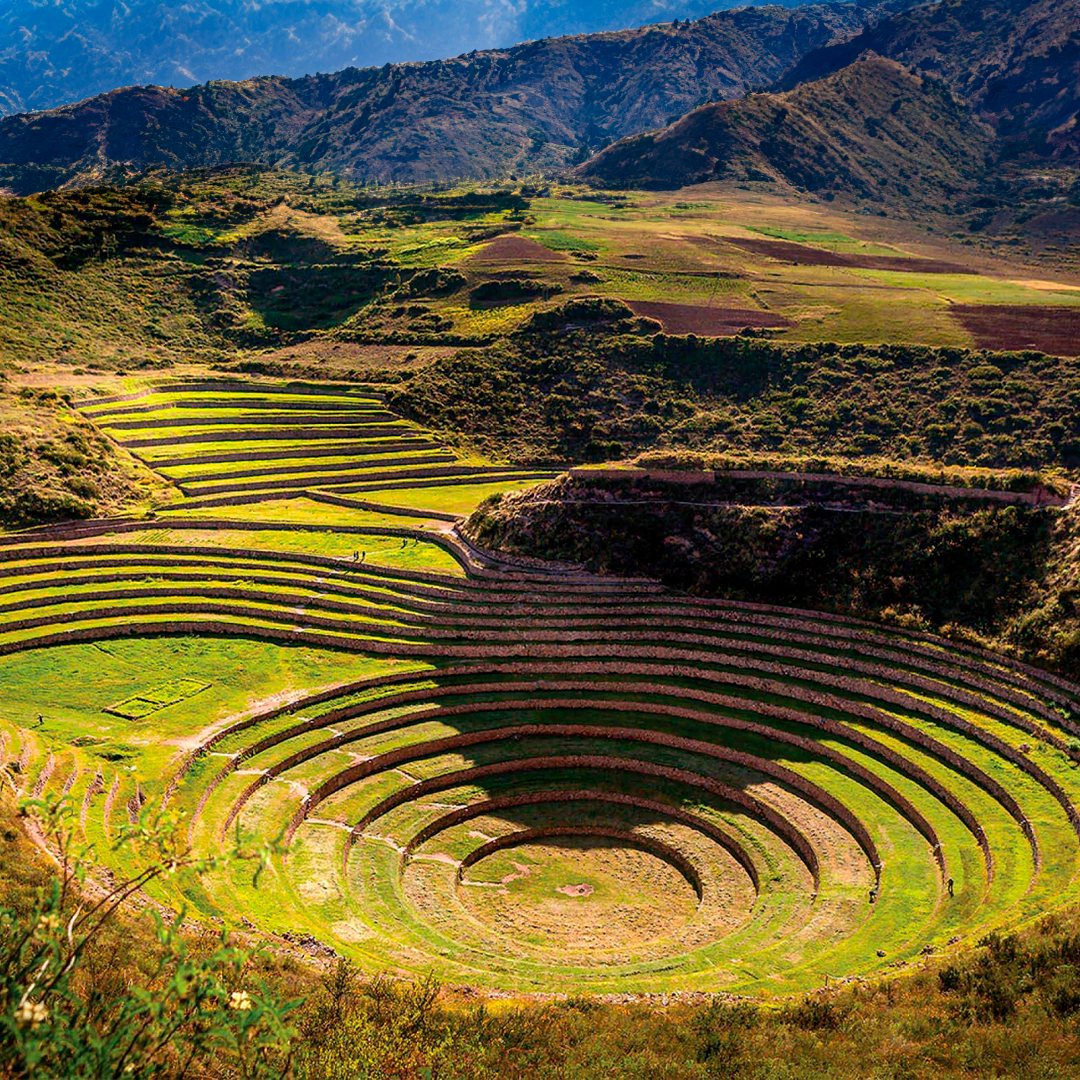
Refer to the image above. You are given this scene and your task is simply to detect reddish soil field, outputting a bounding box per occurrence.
[951,305,1080,356]
[627,300,791,335]
[721,236,971,275]
[468,235,567,263]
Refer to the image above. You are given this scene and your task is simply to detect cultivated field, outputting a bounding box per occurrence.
[6,171,1078,379]
[3,377,1080,997]
[387,186,1080,355]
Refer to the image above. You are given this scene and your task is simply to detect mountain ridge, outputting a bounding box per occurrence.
[777,0,1080,160]
[575,0,1080,211]
[576,55,996,209]
[0,2,907,194]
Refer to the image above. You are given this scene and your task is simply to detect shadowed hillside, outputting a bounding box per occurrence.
[466,471,1080,672]
[0,2,903,193]
[778,0,1080,161]
[577,56,994,207]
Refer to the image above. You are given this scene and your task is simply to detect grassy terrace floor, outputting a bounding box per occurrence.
[2,376,1080,996]
[79,383,558,507]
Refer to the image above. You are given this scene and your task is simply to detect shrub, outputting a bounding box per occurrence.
[780,995,853,1031]
[0,790,297,1077]
[294,971,486,1079]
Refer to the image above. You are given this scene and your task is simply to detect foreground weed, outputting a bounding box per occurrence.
[0,789,297,1078]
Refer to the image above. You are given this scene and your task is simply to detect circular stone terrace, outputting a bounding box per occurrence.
[3,379,1080,995]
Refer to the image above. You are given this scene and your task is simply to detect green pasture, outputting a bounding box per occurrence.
[502,188,1080,352]
[160,497,452,531]
[848,270,1080,306]
[0,638,412,785]
[159,449,452,482]
[370,478,557,516]
[65,526,465,574]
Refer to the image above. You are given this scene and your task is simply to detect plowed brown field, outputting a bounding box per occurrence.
[626,300,791,335]
[951,305,1080,356]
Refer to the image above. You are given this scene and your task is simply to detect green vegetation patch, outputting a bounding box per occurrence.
[529,231,602,253]
[746,226,882,252]
[0,387,171,529]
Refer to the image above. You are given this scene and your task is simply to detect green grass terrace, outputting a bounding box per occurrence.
[1,376,1079,996]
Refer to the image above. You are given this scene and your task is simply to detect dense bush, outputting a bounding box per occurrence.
[391,313,1080,470]
[469,279,562,305]
[938,927,1080,1024]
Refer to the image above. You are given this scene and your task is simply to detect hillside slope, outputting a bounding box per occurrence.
[778,0,1080,160]
[0,0,815,117]
[390,299,1080,469]
[577,56,994,207]
[0,2,903,193]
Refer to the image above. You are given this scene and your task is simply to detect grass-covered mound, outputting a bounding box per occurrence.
[0,171,534,367]
[0,384,168,527]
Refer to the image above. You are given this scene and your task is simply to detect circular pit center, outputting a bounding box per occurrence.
[457,836,700,952]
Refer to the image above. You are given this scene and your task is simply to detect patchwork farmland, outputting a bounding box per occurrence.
[3,379,1080,996]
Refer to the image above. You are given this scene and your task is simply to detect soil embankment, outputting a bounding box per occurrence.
[464,472,1080,673]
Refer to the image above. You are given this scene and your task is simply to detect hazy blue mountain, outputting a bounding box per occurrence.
[0,0,813,115]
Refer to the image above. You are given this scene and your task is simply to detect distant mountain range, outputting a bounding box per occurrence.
[0,0,1074,208]
[581,0,1078,199]
[0,0,814,116]
[0,2,898,192]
